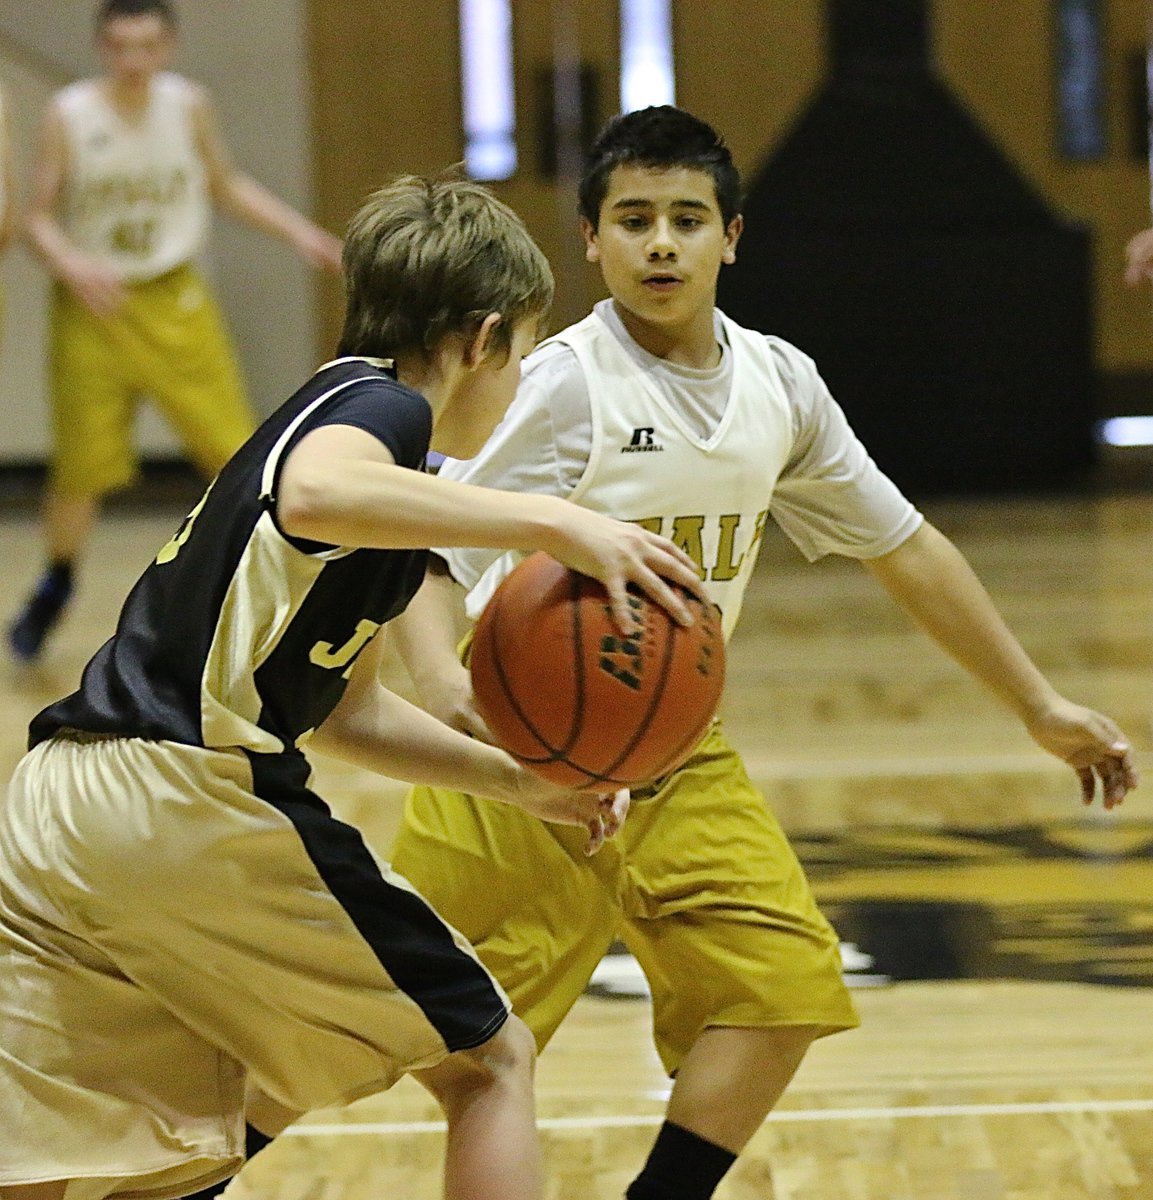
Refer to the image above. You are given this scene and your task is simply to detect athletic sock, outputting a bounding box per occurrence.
[245,1124,272,1158]
[8,560,75,662]
[180,1124,272,1200]
[625,1121,737,1200]
[47,559,75,588]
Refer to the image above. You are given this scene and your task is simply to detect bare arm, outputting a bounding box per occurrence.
[190,86,342,272]
[863,521,1136,807]
[24,100,126,315]
[310,626,628,851]
[390,556,491,739]
[277,424,706,631]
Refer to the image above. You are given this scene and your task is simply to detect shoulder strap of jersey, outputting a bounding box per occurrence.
[259,376,380,506]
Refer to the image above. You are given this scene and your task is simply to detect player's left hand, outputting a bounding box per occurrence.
[1025,699,1138,809]
[584,789,630,856]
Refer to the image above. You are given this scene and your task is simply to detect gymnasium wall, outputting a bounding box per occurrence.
[307,0,1153,406]
[0,1,1149,468]
[0,0,322,462]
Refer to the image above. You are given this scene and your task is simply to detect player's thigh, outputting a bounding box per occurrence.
[1,750,247,1196]
[132,269,255,475]
[620,724,858,1074]
[14,738,508,1116]
[395,784,619,1049]
[50,291,138,496]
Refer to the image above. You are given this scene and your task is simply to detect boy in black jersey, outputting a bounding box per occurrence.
[0,175,703,1200]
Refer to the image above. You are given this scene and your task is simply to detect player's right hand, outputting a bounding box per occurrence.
[546,503,708,634]
[62,254,127,317]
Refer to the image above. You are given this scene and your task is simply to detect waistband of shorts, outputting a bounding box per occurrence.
[50,727,132,745]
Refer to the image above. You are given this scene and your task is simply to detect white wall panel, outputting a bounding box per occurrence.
[0,1,319,463]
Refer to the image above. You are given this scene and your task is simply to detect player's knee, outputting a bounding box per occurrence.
[454,1013,537,1089]
[417,1013,537,1109]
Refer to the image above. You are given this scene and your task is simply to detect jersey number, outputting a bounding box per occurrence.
[155,488,211,565]
[309,619,381,679]
[109,218,158,257]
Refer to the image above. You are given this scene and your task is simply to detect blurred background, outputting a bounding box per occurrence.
[4,5,1153,1195]
[1,0,1151,498]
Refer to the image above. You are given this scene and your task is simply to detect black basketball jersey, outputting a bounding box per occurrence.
[30,359,432,760]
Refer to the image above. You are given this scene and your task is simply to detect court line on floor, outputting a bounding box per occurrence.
[286,1096,1153,1137]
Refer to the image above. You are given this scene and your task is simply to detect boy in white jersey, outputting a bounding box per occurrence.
[379,108,1139,1200]
[0,174,704,1200]
[8,0,343,664]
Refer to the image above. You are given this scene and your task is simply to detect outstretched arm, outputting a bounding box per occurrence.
[190,86,343,272]
[278,424,706,632]
[863,521,1137,808]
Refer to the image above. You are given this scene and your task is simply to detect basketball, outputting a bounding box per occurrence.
[470,551,725,789]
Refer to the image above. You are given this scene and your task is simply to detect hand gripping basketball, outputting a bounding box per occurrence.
[470,552,725,788]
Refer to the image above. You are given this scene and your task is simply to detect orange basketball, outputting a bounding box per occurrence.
[470,551,725,789]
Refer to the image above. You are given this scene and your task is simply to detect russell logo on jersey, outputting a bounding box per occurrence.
[620,427,665,453]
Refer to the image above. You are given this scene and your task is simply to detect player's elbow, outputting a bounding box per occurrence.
[276,463,341,542]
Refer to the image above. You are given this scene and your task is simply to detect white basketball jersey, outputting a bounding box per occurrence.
[58,74,209,280]
[470,310,795,640]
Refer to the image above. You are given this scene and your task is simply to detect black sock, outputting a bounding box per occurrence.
[245,1124,272,1158]
[43,556,74,590]
[626,1121,737,1200]
[181,1124,273,1200]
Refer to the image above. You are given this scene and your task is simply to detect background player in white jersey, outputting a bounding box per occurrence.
[0,174,704,1200]
[8,0,343,663]
[382,108,1139,1200]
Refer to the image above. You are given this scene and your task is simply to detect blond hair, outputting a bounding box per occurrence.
[338,174,553,363]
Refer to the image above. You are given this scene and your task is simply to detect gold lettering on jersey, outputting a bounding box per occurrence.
[109,218,157,256]
[748,508,769,558]
[309,619,381,678]
[155,486,211,565]
[75,167,190,221]
[670,515,708,581]
[711,514,745,582]
[631,509,770,582]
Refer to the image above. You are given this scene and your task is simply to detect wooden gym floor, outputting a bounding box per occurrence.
[2,480,1152,1199]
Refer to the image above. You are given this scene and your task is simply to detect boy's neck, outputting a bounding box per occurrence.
[394,354,450,418]
[101,76,155,118]
[610,299,722,369]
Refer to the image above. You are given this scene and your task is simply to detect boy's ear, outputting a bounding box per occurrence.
[580,216,600,264]
[465,312,503,367]
[722,214,743,266]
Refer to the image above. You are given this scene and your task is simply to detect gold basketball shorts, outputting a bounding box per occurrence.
[50,264,256,498]
[394,721,859,1076]
[0,735,509,1200]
